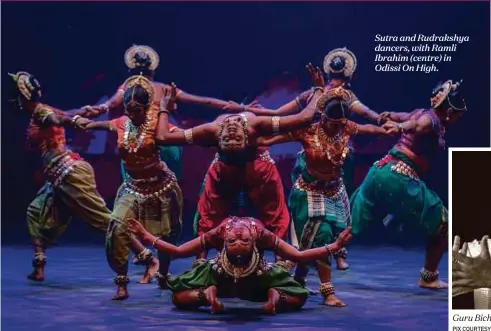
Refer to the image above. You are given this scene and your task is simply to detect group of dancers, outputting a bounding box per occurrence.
[9,44,467,314]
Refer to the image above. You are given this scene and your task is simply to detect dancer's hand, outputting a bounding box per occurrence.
[246,100,264,109]
[161,83,178,112]
[81,105,97,117]
[333,227,353,250]
[223,100,246,112]
[382,120,401,135]
[73,117,92,130]
[128,218,149,239]
[306,62,325,88]
[378,112,393,124]
[453,235,491,292]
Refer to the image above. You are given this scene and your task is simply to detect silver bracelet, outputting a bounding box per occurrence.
[152,237,160,247]
[71,115,81,124]
[184,128,194,144]
[272,116,280,134]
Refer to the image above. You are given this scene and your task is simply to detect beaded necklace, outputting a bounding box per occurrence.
[123,114,151,153]
[317,124,350,166]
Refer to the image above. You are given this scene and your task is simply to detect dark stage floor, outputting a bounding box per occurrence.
[1,245,448,331]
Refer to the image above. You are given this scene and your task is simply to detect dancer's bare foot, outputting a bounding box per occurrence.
[262,289,280,315]
[336,258,349,271]
[112,285,129,300]
[418,279,448,289]
[27,256,46,282]
[27,267,44,282]
[205,286,223,314]
[323,294,346,307]
[138,257,159,284]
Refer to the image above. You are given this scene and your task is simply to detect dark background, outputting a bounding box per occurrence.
[2,2,490,245]
[451,150,491,309]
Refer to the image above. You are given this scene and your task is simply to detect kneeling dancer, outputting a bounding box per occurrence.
[128,216,352,314]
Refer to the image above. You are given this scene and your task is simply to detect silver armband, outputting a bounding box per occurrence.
[71,115,81,125]
[349,100,361,109]
[184,128,194,144]
[272,116,280,134]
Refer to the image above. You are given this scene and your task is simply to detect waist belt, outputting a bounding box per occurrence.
[375,154,420,181]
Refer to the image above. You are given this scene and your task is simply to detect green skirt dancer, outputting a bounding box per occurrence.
[350,149,447,237]
[168,260,309,303]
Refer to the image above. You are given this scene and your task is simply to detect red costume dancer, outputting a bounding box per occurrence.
[128,216,353,315]
[156,85,325,266]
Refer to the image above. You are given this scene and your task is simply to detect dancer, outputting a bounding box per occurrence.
[247,48,384,271]
[81,75,183,299]
[79,44,249,279]
[350,80,467,289]
[7,71,145,283]
[157,84,325,266]
[80,45,248,179]
[128,216,353,314]
[257,87,394,307]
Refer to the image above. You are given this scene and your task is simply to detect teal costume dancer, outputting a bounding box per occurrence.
[350,148,445,237]
[290,150,351,265]
[350,79,467,288]
[255,86,390,307]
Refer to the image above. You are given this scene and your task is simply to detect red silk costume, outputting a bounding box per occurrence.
[196,147,290,239]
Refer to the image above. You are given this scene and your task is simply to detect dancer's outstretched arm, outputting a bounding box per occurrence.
[156,84,217,146]
[383,113,433,135]
[379,111,414,123]
[351,102,382,123]
[176,89,246,113]
[83,120,112,131]
[81,81,250,117]
[271,227,353,263]
[43,110,77,126]
[246,94,311,117]
[247,63,323,117]
[78,86,125,118]
[128,218,204,258]
[356,121,392,135]
[256,133,293,146]
[156,111,217,146]
[251,87,323,135]
[36,106,88,130]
